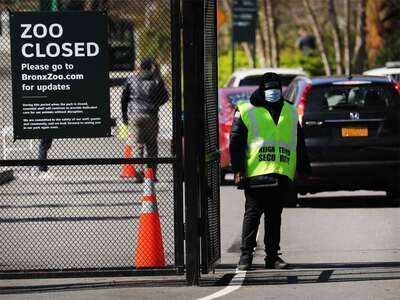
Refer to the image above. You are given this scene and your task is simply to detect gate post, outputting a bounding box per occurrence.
[183,0,204,286]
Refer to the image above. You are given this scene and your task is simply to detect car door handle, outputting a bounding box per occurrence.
[305,121,324,126]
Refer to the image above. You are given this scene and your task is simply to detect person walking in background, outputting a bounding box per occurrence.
[230,73,311,271]
[121,57,169,183]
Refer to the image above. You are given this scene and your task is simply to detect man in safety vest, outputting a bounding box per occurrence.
[230,72,311,270]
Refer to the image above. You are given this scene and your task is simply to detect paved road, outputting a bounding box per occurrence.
[1,187,400,299]
[221,188,400,265]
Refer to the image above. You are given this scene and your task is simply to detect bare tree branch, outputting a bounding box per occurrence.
[328,0,343,75]
[344,0,351,75]
[262,0,272,67]
[221,0,232,18]
[302,0,331,75]
[241,42,255,67]
[265,0,279,67]
[256,28,267,67]
[353,0,367,73]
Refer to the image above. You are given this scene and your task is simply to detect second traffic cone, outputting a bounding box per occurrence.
[135,168,165,268]
[121,145,136,177]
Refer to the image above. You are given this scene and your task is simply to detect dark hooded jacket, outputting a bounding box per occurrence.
[121,69,169,124]
[229,88,311,186]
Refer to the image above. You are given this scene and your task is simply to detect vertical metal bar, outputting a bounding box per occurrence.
[183,0,203,286]
[171,0,184,273]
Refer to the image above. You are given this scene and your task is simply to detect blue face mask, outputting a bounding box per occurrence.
[264,89,282,103]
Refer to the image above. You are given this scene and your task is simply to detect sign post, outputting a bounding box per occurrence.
[10,11,110,140]
[232,0,258,71]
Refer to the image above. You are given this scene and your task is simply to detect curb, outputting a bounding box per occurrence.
[0,169,14,185]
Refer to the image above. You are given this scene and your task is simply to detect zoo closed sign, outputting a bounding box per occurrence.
[10,11,110,139]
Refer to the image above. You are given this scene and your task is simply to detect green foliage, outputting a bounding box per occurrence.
[376,32,400,66]
[218,49,252,87]
[280,49,325,76]
[136,6,171,64]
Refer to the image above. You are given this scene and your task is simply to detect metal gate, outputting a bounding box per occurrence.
[0,0,184,277]
[183,0,221,285]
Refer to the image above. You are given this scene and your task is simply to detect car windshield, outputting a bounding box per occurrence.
[239,75,297,87]
[306,84,400,112]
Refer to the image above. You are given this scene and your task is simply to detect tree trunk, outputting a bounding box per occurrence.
[303,0,331,75]
[328,0,343,75]
[256,28,266,67]
[241,42,255,67]
[366,0,399,66]
[353,0,367,73]
[222,0,232,18]
[265,0,279,67]
[262,0,272,67]
[343,0,351,75]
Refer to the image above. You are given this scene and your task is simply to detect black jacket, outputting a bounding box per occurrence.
[121,71,168,124]
[229,89,311,184]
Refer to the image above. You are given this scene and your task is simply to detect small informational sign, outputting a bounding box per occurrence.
[232,0,258,43]
[10,11,110,139]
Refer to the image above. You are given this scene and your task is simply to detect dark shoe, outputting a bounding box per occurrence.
[265,256,288,269]
[237,253,253,271]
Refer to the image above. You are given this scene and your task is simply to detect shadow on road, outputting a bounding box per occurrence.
[297,195,399,208]
[1,262,400,294]
[208,261,400,287]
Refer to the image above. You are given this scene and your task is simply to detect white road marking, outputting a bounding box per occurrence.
[197,270,247,300]
[197,227,260,300]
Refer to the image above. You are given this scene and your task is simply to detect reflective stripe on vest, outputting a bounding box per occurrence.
[237,101,298,180]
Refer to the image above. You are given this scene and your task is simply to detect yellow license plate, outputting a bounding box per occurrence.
[341,127,368,137]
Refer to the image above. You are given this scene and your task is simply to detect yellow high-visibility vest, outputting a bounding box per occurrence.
[236,101,298,180]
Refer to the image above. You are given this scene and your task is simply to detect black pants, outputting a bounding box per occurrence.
[38,137,53,172]
[241,185,286,257]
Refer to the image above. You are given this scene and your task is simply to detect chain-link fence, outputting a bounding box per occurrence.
[0,0,183,275]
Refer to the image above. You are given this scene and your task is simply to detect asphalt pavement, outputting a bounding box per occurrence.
[1,186,400,299]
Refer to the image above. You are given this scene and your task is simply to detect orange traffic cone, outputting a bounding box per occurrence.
[121,145,136,178]
[135,168,165,268]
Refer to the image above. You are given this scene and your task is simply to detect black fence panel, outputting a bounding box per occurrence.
[183,0,220,284]
[0,0,183,276]
[201,0,221,274]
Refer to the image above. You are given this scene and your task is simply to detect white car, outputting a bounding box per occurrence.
[225,67,307,90]
[363,62,400,82]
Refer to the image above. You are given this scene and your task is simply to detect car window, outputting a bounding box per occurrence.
[284,80,297,102]
[305,84,400,113]
[389,74,400,82]
[239,75,297,87]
